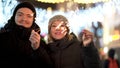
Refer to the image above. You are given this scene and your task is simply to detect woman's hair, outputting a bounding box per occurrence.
[47,15,74,43]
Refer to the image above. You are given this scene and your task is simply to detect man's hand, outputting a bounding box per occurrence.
[29,30,40,50]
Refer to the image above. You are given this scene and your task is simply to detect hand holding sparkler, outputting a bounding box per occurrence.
[29,29,41,50]
[81,29,94,46]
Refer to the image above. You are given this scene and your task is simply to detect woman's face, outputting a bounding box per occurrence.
[15,8,34,28]
[50,21,67,40]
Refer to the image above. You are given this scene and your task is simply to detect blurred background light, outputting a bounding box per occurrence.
[0,0,120,49]
[37,0,110,4]
[103,46,109,54]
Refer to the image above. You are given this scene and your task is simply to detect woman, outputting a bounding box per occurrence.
[46,15,101,68]
[0,2,52,68]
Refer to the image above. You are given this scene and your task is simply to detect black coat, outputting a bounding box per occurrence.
[47,36,101,68]
[0,23,53,68]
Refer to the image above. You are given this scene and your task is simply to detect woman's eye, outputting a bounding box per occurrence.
[61,25,65,27]
[27,15,32,18]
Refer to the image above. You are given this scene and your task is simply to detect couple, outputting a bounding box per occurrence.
[0,1,101,68]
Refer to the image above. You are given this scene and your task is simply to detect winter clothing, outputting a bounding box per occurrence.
[0,2,53,68]
[47,34,101,68]
[47,15,101,68]
[12,1,36,20]
[0,22,52,68]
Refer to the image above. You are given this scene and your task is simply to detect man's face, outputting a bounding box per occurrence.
[15,8,34,28]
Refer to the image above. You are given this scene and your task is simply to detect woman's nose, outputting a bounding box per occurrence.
[55,25,61,30]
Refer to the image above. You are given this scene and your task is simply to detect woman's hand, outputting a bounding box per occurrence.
[29,30,40,50]
[82,29,94,46]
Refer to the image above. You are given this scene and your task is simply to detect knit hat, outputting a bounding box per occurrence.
[12,1,36,20]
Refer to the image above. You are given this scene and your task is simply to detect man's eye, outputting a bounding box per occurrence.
[17,13,23,16]
[27,15,33,18]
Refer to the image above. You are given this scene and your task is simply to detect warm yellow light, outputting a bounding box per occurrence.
[37,0,65,3]
[37,0,110,4]
[111,30,120,41]
[111,35,120,41]
[74,0,109,3]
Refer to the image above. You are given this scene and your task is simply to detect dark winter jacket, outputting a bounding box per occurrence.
[0,21,53,68]
[47,35,101,68]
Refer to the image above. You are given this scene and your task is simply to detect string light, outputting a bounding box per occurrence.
[37,0,110,4]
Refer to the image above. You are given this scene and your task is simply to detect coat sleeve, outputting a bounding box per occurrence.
[103,59,109,68]
[33,40,54,68]
[81,42,102,68]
